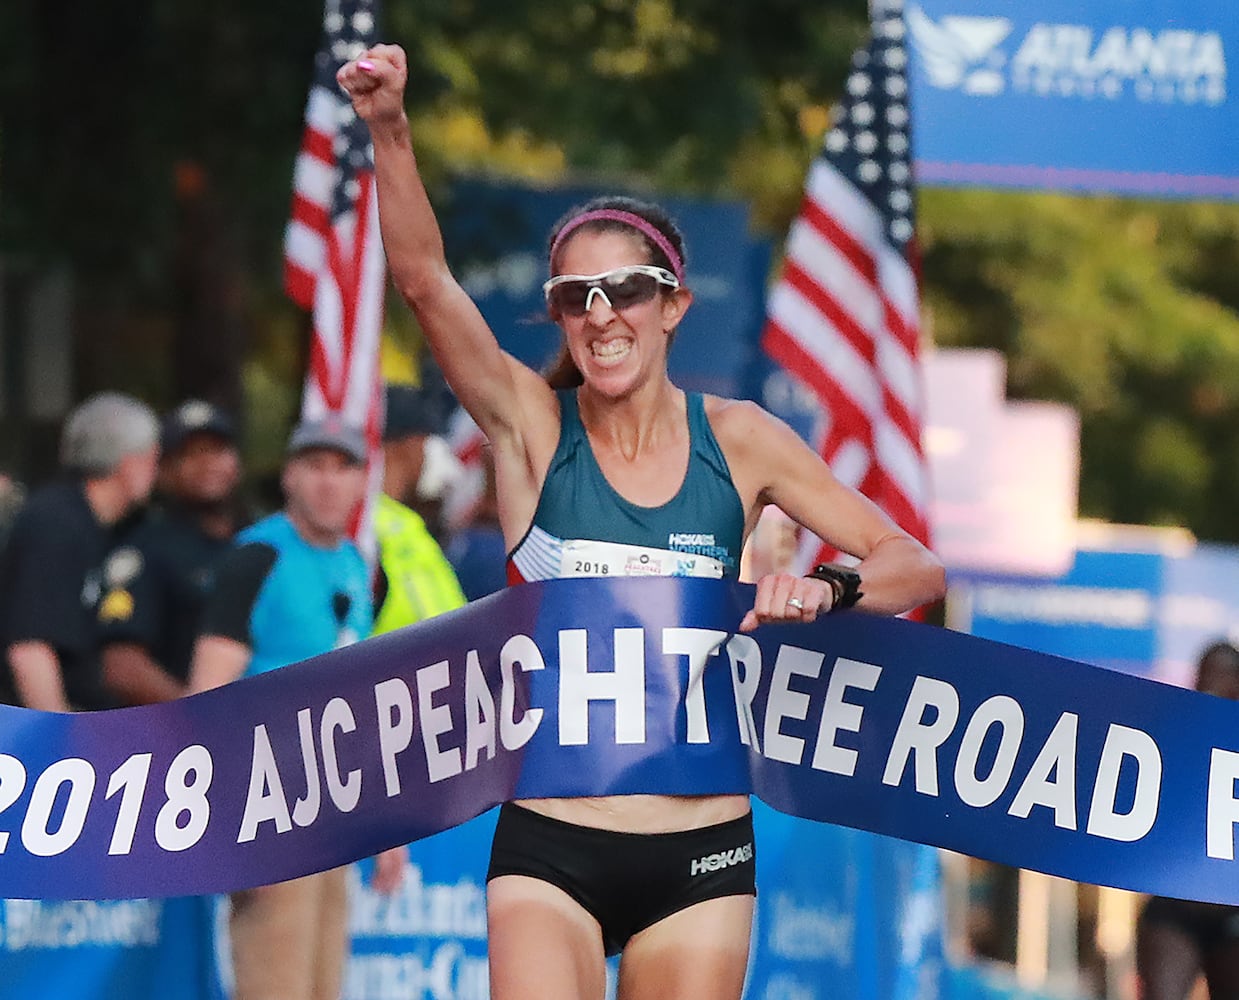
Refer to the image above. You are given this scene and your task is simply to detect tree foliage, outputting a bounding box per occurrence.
[2,0,1238,539]
[919,190,1239,541]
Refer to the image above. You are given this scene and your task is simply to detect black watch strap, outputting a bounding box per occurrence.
[808,562,863,611]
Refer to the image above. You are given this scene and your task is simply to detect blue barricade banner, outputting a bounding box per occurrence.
[906,0,1238,199]
[345,818,496,1000]
[0,895,223,1000]
[2,577,1239,904]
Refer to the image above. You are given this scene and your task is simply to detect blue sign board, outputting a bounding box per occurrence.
[953,537,1239,685]
[438,181,771,398]
[954,548,1164,676]
[907,0,1238,198]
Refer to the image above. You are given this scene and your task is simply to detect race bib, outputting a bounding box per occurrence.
[559,539,725,579]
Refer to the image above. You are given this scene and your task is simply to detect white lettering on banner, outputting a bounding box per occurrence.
[1,899,161,950]
[154,744,212,853]
[908,5,1228,106]
[1207,748,1239,860]
[105,752,152,855]
[954,696,1025,808]
[725,634,763,752]
[322,697,362,812]
[344,944,490,1000]
[240,702,357,843]
[499,634,544,750]
[881,679,1161,842]
[22,758,95,858]
[238,725,292,843]
[0,749,215,860]
[463,650,497,771]
[883,677,961,795]
[418,662,463,784]
[764,646,827,766]
[663,628,728,744]
[1008,713,1080,830]
[811,658,883,777]
[0,755,26,853]
[1013,25,1227,103]
[348,864,487,938]
[558,628,646,746]
[1086,725,1162,842]
[292,708,322,827]
[973,583,1153,629]
[376,678,415,798]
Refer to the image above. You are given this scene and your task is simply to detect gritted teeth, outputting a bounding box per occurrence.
[591,338,633,360]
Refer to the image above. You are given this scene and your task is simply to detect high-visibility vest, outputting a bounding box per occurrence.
[372,493,466,636]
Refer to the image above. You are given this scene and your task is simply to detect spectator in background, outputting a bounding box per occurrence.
[445,444,508,600]
[1137,639,1239,1000]
[374,383,467,630]
[0,392,159,712]
[381,380,464,542]
[0,470,24,548]
[189,416,404,1000]
[98,400,245,705]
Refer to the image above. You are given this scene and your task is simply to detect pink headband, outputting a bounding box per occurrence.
[549,209,685,282]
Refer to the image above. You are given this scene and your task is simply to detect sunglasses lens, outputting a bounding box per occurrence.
[601,271,659,309]
[548,269,662,316]
[549,282,591,316]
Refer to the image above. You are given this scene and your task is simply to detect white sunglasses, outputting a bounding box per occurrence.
[542,264,680,316]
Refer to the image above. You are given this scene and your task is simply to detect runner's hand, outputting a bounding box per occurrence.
[337,44,408,126]
[370,845,408,895]
[738,573,834,633]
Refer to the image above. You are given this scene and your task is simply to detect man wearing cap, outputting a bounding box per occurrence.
[98,399,245,705]
[0,392,160,711]
[189,415,403,1000]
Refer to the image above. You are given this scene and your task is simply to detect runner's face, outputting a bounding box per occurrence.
[553,229,688,399]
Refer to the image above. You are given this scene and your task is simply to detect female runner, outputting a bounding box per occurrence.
[339,44,945,1000]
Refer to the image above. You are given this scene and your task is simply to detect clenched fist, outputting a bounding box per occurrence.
[337,43,408,127]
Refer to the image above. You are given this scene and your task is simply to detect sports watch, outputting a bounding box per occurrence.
[808,563,863,611]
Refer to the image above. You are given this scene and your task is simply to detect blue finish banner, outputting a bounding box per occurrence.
[906,0,1238,198]
[2,577,1239,904]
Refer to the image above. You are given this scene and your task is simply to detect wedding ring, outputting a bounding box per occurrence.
[786,597,805,611]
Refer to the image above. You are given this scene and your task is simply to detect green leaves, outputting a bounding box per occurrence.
[921,189,1239,539]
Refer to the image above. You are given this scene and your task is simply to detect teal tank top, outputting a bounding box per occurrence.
[507,390,745,583]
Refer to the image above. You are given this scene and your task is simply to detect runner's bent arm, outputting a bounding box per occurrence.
[714,400,944,620]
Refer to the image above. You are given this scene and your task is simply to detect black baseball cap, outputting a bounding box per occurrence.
[383,383,448,442]
[286,417,367,465]
[161,400,237,455]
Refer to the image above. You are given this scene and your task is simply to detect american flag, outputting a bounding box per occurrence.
[761,0,931,567]
[284,0,386,553]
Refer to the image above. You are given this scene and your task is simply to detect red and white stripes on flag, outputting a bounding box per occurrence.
[284,0,386,556]
[761,0,931,568]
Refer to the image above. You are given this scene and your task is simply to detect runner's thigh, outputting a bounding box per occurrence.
[617,893,754,1000]
[487,873,608,1000]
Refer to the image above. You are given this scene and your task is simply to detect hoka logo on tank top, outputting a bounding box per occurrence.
[667,532,733,567]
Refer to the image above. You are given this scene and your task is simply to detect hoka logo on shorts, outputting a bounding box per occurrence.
[909,4,1228,105]
[690,842,753,876]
